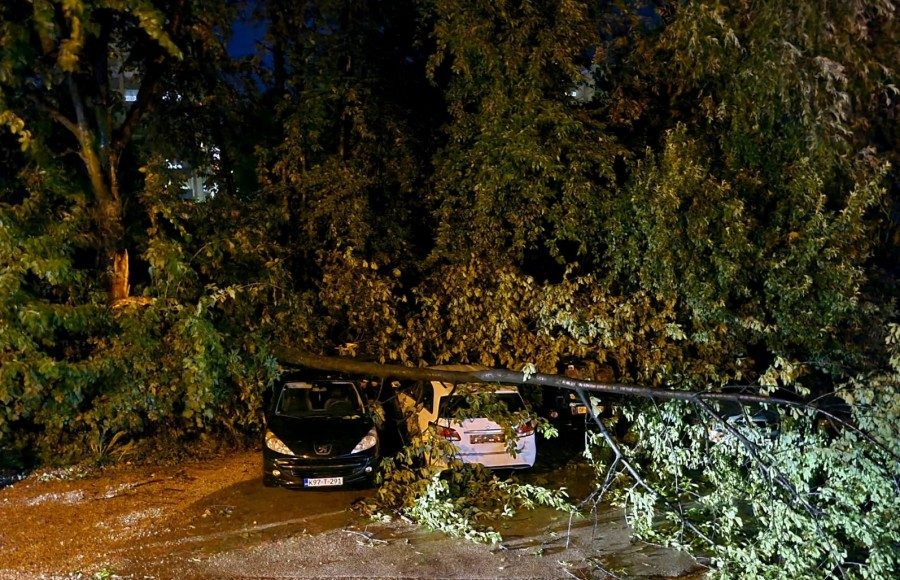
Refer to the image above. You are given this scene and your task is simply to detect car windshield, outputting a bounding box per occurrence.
[276,381,363,418]
[439,391,525,419]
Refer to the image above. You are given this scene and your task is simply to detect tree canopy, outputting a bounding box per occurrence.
[2,0,898,577]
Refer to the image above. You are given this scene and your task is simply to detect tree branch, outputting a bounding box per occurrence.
[34,92,113,206]
[67,76,87,132]
[574,388,716,546]
[275,348,900,467]
[32,98,80,140]
[113,59,163,154]
[113,0,187,154]
[693,398,849,578]
[276,347,818,406]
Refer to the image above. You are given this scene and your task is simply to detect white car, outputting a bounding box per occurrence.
[396,365,537,469]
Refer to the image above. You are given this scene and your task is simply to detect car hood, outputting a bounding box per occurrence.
[268,415,374,457]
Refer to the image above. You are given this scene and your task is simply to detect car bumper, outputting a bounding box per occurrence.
[262,449,379,488]
[453,441,537,469]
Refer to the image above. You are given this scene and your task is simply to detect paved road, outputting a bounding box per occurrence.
[0,442,704,579]
[111,474,702,579]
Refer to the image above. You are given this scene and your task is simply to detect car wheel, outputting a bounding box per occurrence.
[262,473,279,488]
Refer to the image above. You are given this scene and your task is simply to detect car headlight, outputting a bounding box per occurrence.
[351,427,378,454]
[265,430,295,455]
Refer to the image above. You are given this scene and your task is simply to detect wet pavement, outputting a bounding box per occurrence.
[113,481,702,579]
[0,434,705,579]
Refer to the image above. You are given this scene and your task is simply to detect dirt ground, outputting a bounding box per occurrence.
[0,449,705,579]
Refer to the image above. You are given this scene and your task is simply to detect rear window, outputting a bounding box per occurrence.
[438,392,525,419]
[276,381,362,418]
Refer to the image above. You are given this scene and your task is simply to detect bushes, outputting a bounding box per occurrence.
[0,291,278,464]
[0,167,278,461]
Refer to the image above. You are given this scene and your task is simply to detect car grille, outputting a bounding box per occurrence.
[275,457,370,478]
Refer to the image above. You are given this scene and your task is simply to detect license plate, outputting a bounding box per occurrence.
[470,433,504,444]
[304,477,343,487]
[572,405,587,415]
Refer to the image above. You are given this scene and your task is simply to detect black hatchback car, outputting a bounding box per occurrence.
[262,372,380,489]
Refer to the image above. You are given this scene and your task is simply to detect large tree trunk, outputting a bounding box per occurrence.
[104,153,130,303]
[84,141,130,303]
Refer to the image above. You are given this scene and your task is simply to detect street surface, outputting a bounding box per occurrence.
[0,447,703,578]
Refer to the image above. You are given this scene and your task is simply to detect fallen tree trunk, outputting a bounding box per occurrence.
[276,345,897,472]
[275,346,797,407]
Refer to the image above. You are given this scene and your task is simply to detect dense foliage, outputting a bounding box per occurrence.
[619,328,900,578]
[2,0,898,576]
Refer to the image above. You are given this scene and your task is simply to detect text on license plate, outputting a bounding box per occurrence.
[304,476,343,487]
[470,433,504,444]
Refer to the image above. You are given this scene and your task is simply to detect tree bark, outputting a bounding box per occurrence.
[65,74,131,303]
[273,346,801,407]
[83,139,129,303]
[109,249,130,302]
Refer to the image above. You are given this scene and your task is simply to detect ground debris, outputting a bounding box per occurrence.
[342,527,390,546]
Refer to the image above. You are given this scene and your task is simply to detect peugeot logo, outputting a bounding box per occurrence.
[314,444,332,456]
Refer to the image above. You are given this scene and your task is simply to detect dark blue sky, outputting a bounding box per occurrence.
[227,19,266,59]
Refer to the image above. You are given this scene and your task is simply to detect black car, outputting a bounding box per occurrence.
[537,359,616,432]
[262,372,380,489]
[539,388,590,431]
